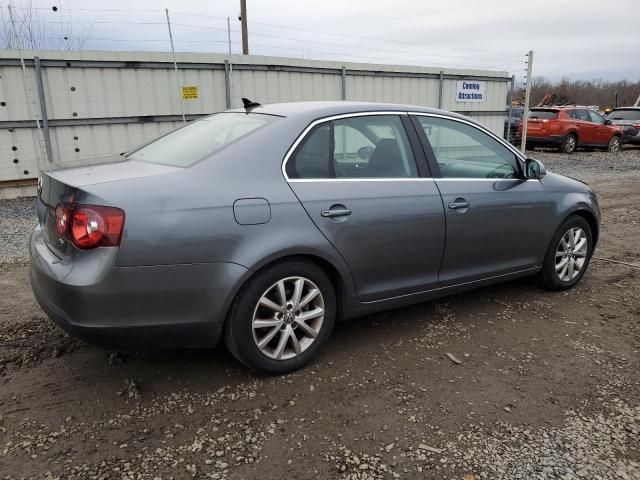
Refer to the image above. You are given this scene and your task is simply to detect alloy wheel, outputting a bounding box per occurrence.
[555,227,588,282]
[609,137,621,153]
[252,276,325,360]
[565,135,576,153]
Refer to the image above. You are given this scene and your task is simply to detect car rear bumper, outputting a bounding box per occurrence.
[622,133,640,145]
[30,226,249,351]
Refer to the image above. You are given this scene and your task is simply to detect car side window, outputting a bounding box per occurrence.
[287,123,331,179]
[287,115,419,179]
[415,116,519,179]
[575,109,590,122]
[333,115,418,178]
[588,110,605,125]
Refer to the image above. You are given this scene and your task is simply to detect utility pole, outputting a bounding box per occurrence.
[165,8,186,123]
[520,50,533,154]
[240,0,249,55]
[227,16,232,56]
[506,74,515,141]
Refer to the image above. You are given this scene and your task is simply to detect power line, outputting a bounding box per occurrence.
[13,6,524,72]
[171,10,523,58]
[24,5,523,60]
[168,22,523,64]
[79,38,235,44]
[37,17,521,68]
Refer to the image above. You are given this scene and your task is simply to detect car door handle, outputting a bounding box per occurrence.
[321,208,352,218]
[448,201,470,210]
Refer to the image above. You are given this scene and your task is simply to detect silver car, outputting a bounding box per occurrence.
[30,101,600,373]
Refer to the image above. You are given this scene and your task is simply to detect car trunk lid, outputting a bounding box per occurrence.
[37,159,180,255]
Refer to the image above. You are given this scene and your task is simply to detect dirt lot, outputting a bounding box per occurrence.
[1,148,639,480]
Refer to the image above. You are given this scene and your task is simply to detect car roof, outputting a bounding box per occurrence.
[610,106,640,110]
[531,106,594,110]
[226,100,473,123]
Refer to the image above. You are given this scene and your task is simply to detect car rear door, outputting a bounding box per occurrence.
[411,113,554,286]
[574,109,597,145]
[284,112,445,302]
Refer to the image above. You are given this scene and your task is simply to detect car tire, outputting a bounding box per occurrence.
[607,135,621,153]
[538,215,593,291]
[224,259,336,374]
[560,133,577,154]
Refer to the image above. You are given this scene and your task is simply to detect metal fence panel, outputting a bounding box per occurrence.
[0,50,510,187]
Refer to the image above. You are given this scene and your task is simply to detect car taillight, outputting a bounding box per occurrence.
[54,203,72,237]
[55,203,125,249]
[633,124,640,129]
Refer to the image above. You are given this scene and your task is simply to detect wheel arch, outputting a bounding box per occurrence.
[567,209,599,249]
[224,252,352,326]
[565,129,579,141]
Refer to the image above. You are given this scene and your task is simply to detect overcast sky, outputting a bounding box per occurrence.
[18,0,640,81]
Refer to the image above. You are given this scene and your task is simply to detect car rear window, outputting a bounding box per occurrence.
[608,109,640,121]
[127,113,279,167]
[528,110,559,120]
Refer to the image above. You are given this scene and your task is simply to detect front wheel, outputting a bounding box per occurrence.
[538,215,593,291]
[607,135,621,153]
[225,259,336,374]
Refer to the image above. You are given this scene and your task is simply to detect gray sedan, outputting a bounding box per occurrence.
[30,101,600,373]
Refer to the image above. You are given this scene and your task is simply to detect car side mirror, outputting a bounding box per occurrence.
[525,158,546,179]
[604,119,612,126]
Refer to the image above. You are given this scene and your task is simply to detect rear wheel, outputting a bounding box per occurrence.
[225,259,336,374]
[607,135,621,153]
[538,215,593,291]
[560,133,577,154]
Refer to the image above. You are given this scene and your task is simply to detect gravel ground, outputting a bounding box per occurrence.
[0,147,638,480]
[0,197,36,269]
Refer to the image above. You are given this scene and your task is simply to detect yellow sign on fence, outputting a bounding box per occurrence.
[181,86,199,99]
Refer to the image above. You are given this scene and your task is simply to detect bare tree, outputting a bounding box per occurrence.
[1,1,94,50]
[515,77,640,108]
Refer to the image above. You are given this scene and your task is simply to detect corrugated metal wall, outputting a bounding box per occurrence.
[0,50,510,190]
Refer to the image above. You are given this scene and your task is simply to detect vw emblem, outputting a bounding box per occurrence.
[37,176,43,196]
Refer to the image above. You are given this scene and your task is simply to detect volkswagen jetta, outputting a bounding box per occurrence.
[30,101,600,373]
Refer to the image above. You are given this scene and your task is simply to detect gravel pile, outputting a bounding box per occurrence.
[0,316,79,372]
[0,197,36,268]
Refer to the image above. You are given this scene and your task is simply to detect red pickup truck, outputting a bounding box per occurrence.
[518,107,623,154]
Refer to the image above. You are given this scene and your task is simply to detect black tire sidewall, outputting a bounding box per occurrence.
[225,260,336,374]
[539,215,593,291]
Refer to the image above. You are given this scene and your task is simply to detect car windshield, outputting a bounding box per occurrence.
[608,109,640,121]
[528,110,559,120]
[127,113,279,167]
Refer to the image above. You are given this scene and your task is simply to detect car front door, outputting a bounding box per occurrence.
[411,113,554,286]
[284,112,445,302]
[587,109,610,145]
